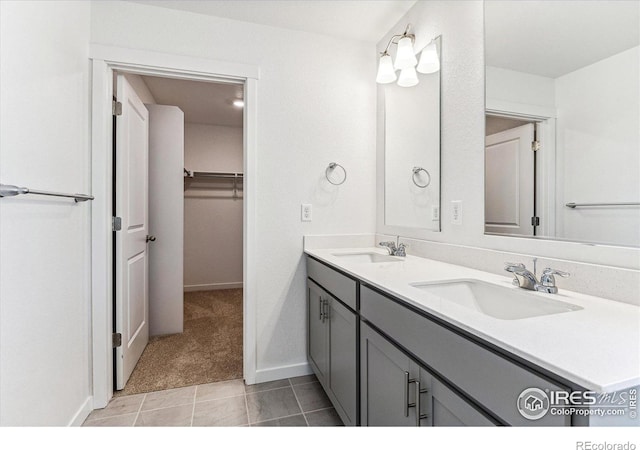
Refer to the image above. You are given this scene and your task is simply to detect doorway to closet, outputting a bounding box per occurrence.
[113,72,245,395]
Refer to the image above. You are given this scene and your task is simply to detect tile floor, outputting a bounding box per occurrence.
[83,375,344,427]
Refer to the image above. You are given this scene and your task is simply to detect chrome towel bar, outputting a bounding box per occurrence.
[565,202,640,209]
[0,183,94,202]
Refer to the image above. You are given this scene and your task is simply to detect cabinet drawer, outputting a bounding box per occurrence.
[360,286,570,426]
[307,257,357,310]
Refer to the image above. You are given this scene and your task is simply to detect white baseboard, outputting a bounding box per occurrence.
[253,362,313,384]
[68,396,93,427]
[184,282,243,292]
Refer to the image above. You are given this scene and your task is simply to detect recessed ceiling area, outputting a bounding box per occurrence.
[127,0,417,42]
[142,76,243,127]
[485,0,639,78]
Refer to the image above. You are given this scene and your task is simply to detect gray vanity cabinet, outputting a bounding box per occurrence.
[360,285,571,426]
[308,280,329,384]
[361,322,495,427]
[429,378,495,426]
[360,322,418,426]
[307,278,357,426]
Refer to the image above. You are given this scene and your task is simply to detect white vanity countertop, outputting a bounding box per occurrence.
[305,247,640,393]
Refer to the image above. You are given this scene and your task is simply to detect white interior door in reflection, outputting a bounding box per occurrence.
[485,123,534,236]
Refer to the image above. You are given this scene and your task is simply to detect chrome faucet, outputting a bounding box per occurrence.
[379,236,407,257]
[537,268,571,294]
[504,262,570,294]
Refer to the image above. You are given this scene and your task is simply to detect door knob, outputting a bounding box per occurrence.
[146,235,156,243]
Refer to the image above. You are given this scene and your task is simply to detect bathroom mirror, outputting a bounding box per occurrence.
[484,1,639,247]
[383,36,441,231]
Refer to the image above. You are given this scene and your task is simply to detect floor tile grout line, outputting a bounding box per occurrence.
[303,406,335,415]
[288,378,319,388]
[132,393,146,426]
[244,379,319,396]
[190,386,198,427]
[244,384,295,397]
[251,411,309,426]
[137,401,201,414]
[243,393,251,425]
[289,378,309,426]
[195,392,246,403]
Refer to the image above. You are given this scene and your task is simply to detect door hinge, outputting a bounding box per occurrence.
[531,216,540,226]
[112,100,122,116]
[531,140,540,152]
[112,216,122,231]
[112,333,122,348]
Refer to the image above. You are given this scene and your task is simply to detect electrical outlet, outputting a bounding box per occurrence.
[301,203,312,222]
[451,200,462,225]
[431,205,440,221]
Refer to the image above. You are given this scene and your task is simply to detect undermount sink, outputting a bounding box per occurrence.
[410,279,583,320]
[331,252,402,264]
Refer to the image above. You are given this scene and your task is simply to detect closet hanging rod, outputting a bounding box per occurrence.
[0,183,94,202]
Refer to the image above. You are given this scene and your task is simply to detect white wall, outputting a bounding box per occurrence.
[90,1,377,376]
[376,1,639,303]
[555,47,640,246]
[0,0,92,425]
[486,66,555,109]
[184,123,243,291]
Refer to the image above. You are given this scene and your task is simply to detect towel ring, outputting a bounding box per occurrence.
[412,167,431,188]
[326,162,347,185]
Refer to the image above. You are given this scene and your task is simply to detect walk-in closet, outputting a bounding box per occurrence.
[113,73,245,395]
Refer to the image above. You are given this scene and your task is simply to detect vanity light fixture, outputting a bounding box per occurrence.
[375,52,397,84]
[376,24,416,85]
[394,32,418,70]
[376,25,440,87]
[416,39,440,74]
[397,66,419,87]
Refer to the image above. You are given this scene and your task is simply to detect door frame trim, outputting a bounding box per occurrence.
[90,45,259,408]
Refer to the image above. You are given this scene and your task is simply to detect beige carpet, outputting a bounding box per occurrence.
[118,289,243,396]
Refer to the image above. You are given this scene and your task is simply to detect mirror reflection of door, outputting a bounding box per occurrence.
[484,0,639,247]
[485,117,537,236]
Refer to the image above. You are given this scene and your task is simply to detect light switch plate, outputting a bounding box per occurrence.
[451,200,462,225]
[431,205,440,221]
[301,203,312,222]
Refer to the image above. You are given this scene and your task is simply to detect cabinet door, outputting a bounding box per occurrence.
[361,323,418,426]
[308,280,328,384]
[429,377,495,426]
[328,298,357,426]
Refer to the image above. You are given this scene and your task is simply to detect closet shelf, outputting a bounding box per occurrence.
[184,169,244,180]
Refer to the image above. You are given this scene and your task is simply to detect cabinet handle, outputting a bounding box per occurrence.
[404,372,417,417]
[319,298,329,323]
[416,383,429,427]
[323,298,329,322]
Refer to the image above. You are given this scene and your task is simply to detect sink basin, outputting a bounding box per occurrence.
[331,252,402,263]
[410,279,583,320]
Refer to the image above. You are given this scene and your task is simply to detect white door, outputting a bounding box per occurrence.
[485,123,535,236]
[115,74,150,390]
